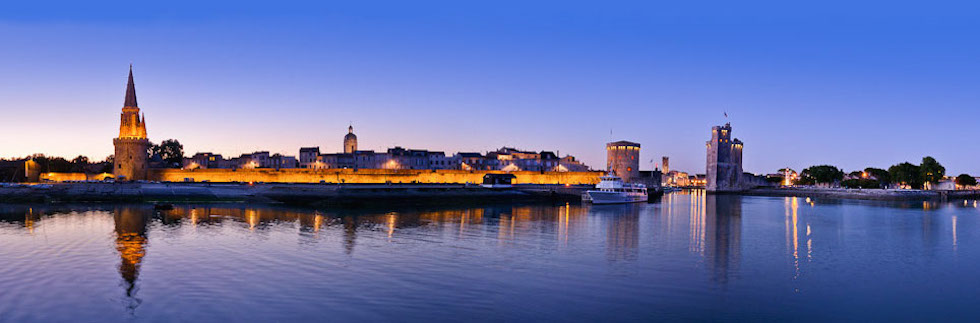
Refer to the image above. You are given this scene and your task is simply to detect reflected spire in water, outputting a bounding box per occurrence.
[386,212,397,239]
[342,216,357,255]
[25,208,39,234]
[113,206,151,312]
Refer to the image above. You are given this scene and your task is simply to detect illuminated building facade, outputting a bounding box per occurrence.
[606,141,640,183]
[706,123,743,192]
[113,66,150,181]
[298,147,320,168]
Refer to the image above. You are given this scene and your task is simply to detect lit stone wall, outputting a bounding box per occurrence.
[148,168,602,185]
[41,172,115,182]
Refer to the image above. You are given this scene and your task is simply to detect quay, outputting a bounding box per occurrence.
[0,182,599,205]
[744,187,980,201]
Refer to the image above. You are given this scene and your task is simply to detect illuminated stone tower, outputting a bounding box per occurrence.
[706,123,743,192]
[344,125,358,154]
[606,140,640,183]
[113,66,150,181]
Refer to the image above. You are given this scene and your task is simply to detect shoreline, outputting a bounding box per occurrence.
[0,182,596,206]
[3,182,974,205]
[742,187,980,201]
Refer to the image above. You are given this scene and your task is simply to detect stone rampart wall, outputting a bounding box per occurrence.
[147,168,601,185]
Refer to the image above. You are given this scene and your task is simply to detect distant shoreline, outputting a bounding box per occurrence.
[742,187,980,201]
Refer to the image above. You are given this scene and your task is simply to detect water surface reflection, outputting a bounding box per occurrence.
[1,195,979,321]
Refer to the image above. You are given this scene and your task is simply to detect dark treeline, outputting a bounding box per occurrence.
[772,156,976,189]
[0,139,185,182]
[0,155,112,182]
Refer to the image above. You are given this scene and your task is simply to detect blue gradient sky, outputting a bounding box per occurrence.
[1,0,978,175]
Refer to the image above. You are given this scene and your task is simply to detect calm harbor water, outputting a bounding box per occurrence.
[1,191,979,322]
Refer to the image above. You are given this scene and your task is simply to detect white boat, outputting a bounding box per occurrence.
[584,174,648,204]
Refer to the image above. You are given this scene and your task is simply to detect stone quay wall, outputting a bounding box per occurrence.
[41,172,115,182]
[138,168,603,185]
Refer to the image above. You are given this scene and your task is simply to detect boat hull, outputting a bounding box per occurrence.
[585,191,647,204]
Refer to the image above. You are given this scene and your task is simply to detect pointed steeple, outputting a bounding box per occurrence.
[124,64,138,108]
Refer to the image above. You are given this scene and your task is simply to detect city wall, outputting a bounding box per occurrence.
[42,169,603,185]
[41,172,115,182]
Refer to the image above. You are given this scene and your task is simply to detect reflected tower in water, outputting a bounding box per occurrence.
[703,195,742,284]
[113,206,151,305]
[594,205,641,262]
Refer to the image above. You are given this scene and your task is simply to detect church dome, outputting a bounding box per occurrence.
[344,125,357,141]
[343,125,358,153]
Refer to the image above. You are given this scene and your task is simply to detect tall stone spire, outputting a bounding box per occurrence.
[114,65,150,181]
[124,64,138,108]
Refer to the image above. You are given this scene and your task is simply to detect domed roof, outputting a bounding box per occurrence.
[344,125,357,140]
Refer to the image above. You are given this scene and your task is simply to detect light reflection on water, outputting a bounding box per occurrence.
[1,192,979,321]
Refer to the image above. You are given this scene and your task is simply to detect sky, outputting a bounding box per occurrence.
[0,0,978,175]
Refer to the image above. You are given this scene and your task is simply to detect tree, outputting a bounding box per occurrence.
[70,155,90,173]
[151,139,184,168]
[801,165,844,185]
[842,178,880,189]
[919,156,945,185]
[955,174,977,187]
[888,162,922,189]
[864,167,890,186]
[44,157,72,173]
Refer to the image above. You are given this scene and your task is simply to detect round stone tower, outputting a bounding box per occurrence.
[113,66,150,181]
[606,140,640,183]
[344,125,358,154]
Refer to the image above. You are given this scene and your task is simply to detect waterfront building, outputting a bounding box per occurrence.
[606,141,640,183]
[664,170,690,187]
[427,152,457,170]
[705,123,743,192]
[344,125,358,154]
[271,154,299,169]
[113,66,150,181]
[184,152,223,169]
[635,170,663,189]
[489,147,559,172]
[559,156,590,172]
[181,122,590,172]
[457,152,492,171]
[691,174,707,187]
[299,147,320,168]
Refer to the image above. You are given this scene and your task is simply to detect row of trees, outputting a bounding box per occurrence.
[17,139,185,175]
[26,154,113,174]
[778,156,976,189]
[149,139,185,168]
